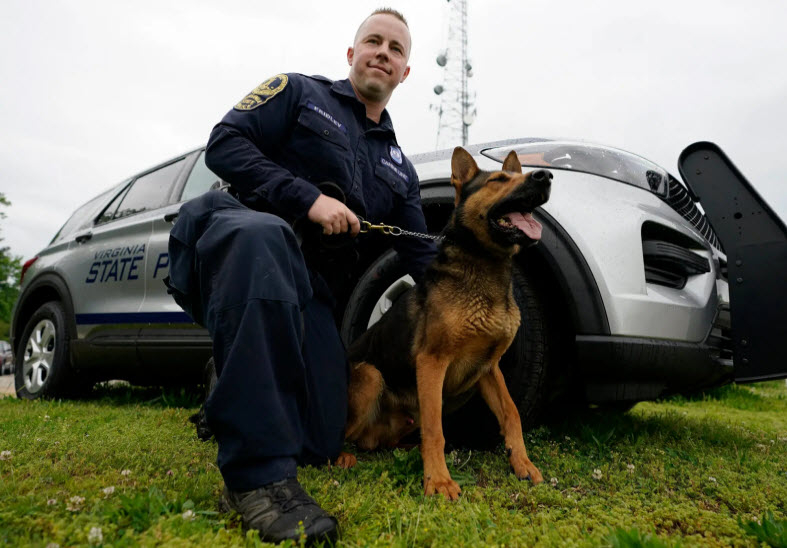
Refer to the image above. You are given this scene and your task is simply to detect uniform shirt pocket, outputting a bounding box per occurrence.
[374,162,409,199]
[296,107,350,150]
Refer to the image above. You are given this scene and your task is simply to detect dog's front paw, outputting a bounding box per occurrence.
[423,473,461,500]
[510,454,544,485]
[334,451,357,469]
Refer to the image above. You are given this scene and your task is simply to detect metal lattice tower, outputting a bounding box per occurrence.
[432,0,475,149]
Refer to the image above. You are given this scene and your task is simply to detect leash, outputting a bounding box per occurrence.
[357,217,444,241]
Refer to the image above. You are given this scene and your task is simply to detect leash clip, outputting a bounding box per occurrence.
[359,220,402,236]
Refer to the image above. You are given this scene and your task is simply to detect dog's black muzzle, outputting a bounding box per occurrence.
[528,169,553,203]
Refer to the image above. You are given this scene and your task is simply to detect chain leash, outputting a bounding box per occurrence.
[358,218,444,241]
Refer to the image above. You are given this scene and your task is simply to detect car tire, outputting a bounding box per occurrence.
[341,250,551,448]
[341,249,412,346]
[15,301,81,400]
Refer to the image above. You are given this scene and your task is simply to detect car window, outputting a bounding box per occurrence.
[52,185,125,242]
[180,151,221,202]
[101,159,186,223]
[96,184,132,225]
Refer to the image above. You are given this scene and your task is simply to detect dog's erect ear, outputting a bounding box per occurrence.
[451,147,479,205]
[502,150,522,174]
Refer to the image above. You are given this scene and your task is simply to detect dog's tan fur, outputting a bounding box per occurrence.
[337,147,551,498]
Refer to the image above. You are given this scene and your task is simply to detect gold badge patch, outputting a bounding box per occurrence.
[234,74,289,111]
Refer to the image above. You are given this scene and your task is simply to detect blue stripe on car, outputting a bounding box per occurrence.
[75,312,193,325]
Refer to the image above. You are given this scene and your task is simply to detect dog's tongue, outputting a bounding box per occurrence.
[505,212,542,240]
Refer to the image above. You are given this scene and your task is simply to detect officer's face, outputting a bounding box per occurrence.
[347,14,411,104]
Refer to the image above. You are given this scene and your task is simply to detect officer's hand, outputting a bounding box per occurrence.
[307,194,361,236]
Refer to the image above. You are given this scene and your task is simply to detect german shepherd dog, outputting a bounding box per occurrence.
[336,147,552,499]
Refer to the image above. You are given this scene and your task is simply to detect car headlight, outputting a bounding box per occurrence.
[482,140,669,197]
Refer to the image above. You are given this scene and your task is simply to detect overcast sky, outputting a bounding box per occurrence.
[2,0,786,261]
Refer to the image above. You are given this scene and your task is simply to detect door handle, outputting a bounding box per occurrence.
[75,233,93,244]
[164,212,179,223]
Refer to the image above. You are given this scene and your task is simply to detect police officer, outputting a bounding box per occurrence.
[167,8,436,545]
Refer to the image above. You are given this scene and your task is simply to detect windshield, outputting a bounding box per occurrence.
[482,140,669,196]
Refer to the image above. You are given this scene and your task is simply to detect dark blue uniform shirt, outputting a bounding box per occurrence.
[204,73,437,282]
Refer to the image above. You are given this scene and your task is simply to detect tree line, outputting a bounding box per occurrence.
[1,192,22,340]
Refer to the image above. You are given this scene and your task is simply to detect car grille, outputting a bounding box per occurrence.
[665,176,722,251]
[642,240,711,289]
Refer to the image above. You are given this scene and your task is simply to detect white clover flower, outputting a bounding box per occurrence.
[756,443,767,450]
[44,415,51,421]
[45,543,60,548]
[592,469,603,480]
[47,499,57,506]
[332,480,340,487]
[550,477,559,487]
[564,436,571,441]
[66,495,85,512]
[708,476,717,483]
[0,450,12,461]
[102,486,115,496]
[88,526,103,545]
[120,469,131,477]
[627,464,635,473]
[182,509,196,521]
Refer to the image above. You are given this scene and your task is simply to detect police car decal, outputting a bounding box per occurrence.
[234,74,289,111]
[389,145,403,165]
[85,245,170,284]
[380,158,409,183]
[306,102,347,134]
[86,244,145,283]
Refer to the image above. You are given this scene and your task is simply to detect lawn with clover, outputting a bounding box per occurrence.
[0,380,786,547]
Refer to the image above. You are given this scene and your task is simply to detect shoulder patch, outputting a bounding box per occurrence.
[234,74,289,111]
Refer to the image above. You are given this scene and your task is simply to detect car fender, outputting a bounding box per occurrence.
[419,182,609,336]
[12,271,78,356]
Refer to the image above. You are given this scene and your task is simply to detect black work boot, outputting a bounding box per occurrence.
[220,478,339,545]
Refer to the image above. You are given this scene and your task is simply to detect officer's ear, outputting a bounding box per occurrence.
[347,47,354,66]
[400,65,410,83]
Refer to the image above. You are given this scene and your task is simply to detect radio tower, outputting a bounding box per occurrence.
[432,0,475,149]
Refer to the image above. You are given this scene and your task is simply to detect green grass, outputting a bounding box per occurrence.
[1,381,786,547]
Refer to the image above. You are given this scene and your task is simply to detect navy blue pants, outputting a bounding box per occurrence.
[168,191,348,490]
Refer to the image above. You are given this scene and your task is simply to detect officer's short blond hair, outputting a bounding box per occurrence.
[367,8,408,27]
[354,8,411,54]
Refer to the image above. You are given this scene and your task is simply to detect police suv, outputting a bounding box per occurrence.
[11,139,787,425]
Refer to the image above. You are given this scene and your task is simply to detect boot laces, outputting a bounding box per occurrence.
[273,482,316,513]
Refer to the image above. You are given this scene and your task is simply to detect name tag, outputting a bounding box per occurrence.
[306,102,347,134]
[380,158,410,183]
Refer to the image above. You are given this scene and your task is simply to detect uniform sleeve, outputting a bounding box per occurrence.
[389,164,438,283]
[204,74,321,220]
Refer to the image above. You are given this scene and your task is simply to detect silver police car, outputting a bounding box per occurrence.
[11,139,786,425]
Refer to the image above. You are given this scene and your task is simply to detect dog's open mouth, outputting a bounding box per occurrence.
[495,211,542,240]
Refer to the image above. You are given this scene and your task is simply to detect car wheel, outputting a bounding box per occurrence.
[15,301,79,399]
[341,250,551,447]
[341,249,413,346]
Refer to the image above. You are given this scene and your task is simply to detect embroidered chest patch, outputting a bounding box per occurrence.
[234,74,289,111]
[380,158,409,183]
[306,102,347,134]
